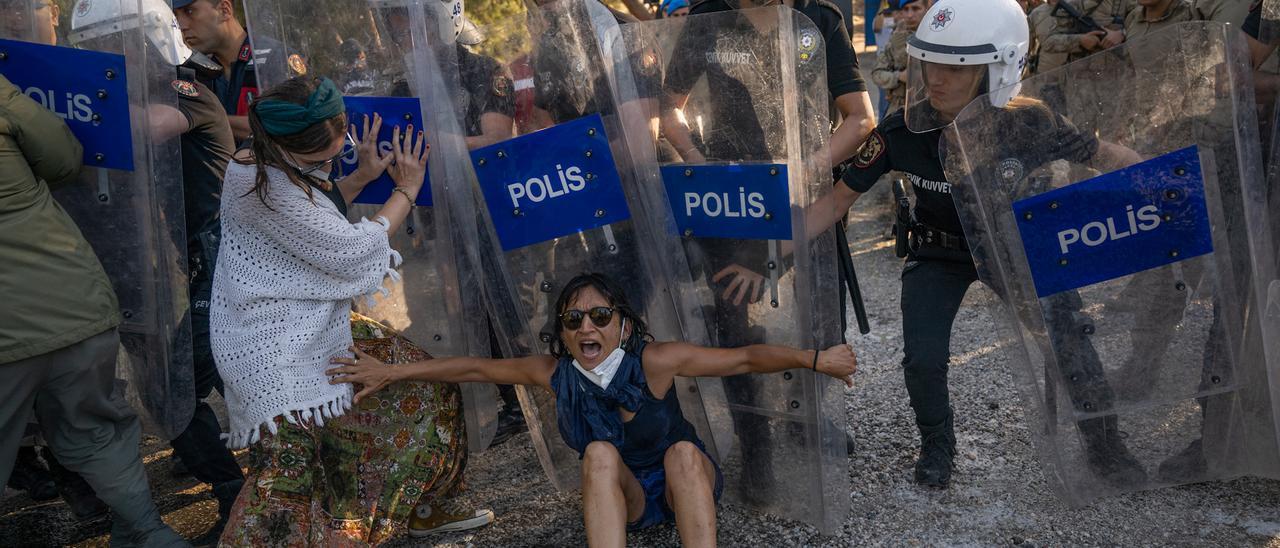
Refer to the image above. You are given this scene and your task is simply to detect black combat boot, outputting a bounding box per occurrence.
[914,414,956,489]
[7,445,58,501]
[1079,415,1148,487]
[1156,438,1206,482]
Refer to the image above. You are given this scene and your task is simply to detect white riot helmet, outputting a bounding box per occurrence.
[371,0,465,45]
[902,0,1029,133]
[69,0,193,66]
[432,0,466,43]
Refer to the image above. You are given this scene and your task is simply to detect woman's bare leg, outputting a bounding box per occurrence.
[581,441,645,548]
[663,441,717,547]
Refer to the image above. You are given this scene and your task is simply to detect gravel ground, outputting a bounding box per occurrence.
[4,180,1278,547]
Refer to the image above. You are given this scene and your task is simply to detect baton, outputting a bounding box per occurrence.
[836,220,871,335]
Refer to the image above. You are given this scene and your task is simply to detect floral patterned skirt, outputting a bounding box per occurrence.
[219,313,468,546]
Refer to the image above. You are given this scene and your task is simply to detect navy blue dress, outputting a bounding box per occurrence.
[550,340,724,529]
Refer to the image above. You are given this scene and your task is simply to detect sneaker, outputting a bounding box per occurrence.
[407,500,494,536]
[7,447,58,501]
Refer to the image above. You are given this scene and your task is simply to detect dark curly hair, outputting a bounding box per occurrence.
[547,273,652,358]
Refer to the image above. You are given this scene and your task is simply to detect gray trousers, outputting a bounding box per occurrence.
[0,328,187,547]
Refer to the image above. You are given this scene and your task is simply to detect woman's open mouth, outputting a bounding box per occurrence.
[579,341,603,361]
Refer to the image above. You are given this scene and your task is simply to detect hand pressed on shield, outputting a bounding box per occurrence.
[327,347,398,404]
[712,264,766,307]
[386,123,429,195]
[346,113,394,186]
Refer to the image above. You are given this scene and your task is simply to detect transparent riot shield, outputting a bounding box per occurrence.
[242,0,499,452]
[611,6,847,532]
[942,21,1280,504]
[0,0,195,438]
[405,0,721,490]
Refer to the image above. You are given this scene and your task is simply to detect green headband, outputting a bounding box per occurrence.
[253,77,346,136]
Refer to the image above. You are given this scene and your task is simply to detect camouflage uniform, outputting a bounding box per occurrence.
[870,28,911,113]
[1029,2,1069,75]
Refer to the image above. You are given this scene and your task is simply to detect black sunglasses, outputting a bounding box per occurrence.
[560,306,615,330]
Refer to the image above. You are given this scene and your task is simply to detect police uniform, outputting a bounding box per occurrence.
[457,45,517,137]
[843,107,1135,469]
[168,74,246,519]
[199,35,305,128]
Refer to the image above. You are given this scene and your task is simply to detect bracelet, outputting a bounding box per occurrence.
[811,349,819,372]
[391,186,416,208]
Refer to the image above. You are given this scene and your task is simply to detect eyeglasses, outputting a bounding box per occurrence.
[559,306,615,330]
[291,131,357,179]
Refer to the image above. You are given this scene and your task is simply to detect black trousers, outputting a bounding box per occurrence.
[899,253,1115,428]
[169,276,244,502]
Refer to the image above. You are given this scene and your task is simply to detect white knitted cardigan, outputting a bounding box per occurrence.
[211,161,402,448]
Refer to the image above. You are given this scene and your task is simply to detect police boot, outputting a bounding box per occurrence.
[1079,415,1148,487]
[913,414,956,489]
[1156,438,1206,483]
[7,445,58,501]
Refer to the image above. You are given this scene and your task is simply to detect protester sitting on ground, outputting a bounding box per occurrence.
[327,272,857,547]
[210,75,490,544]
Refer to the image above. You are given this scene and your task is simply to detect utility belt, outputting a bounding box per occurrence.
[909,222,969,254]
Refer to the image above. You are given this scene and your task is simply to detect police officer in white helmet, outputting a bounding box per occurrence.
[798,0,1147,489]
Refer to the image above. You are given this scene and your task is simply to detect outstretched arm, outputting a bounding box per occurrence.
[328,346,557,403]
[643,341,856,392]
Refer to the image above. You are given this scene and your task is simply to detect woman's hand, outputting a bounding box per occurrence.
[387,123,429,195]
[346,113,394,188]
[815,343,857,388]
[327,346,399,404]
[712,264,766,306]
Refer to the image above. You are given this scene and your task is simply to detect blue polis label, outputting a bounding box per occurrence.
[340,96,433,207]
[471,114,631,251]
[0,39,133,171]
[1013,145,1213,297]
[661,163,792,240]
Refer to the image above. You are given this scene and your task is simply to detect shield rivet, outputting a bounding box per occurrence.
[1059,258,1069,266]
[585,149,594,158]
[540,281,553,292]
[769,167,778,176]
[1082,324,1095,335]
[1211,375,1222,384]
[683,229,694,238]
[770,299,779,308]
[121,309,133,319]
[403,113,413,121]
[0,52,7,61]
[497,150,507,159]
[1024,212,1033,221]
[1174,167,1187,176]
[94,153,105,163]
[764,212,773,221]
[684,168,694,177]
[1083,402,1094,411]
[477,158,487,166]
[1175,281,1186,291]
[1169,249,1180,258]
[433,335,442,341]
[1049,202,1059,210]
[595,209,606,218]
[587,128,596,136]
[97,193,109,202]
[586,172,596,181]
[96,90,108,99]
[767,261,777,270]
[789,400,800,409]
[513,208,524,217]
[783,372,793,380]
[104,69,116,80]
[1165,189,1181,200]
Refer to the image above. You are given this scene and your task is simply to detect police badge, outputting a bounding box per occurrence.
[171,79,199,98]
[287,53,307,76]
[853,131,886,168]
[798,29,818,63]
[492,74,511,98]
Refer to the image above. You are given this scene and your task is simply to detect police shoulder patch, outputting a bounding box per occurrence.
[172,79,199,98]
[288,53,307,76]
[853,130,886,168]
[492,74,511,98]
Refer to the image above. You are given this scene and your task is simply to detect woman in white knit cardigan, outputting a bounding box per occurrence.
[210,76,486,545]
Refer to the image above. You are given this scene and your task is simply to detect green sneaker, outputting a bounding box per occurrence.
[407,500,494,537]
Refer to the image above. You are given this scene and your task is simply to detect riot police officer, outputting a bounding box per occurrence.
[800,0,1148,489]
[75,0,246,540]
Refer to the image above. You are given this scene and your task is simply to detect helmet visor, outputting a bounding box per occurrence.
[904,56,986,133]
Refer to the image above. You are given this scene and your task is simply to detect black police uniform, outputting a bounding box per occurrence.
[657,0,867,493]
[843,106,1142,486]
[167,75,246,518]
